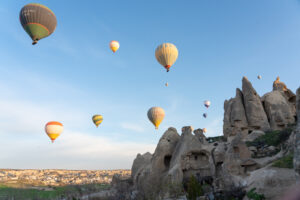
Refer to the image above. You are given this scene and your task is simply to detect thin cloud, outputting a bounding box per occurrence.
[0,131,156,169]
[0,99,87,135]
[120,122,145,133]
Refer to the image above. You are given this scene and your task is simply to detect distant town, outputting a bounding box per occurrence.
[0,169,131,186]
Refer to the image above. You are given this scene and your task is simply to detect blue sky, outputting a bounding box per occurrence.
[0,0,299,169]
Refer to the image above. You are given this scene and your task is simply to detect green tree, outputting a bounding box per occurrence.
[187,175,203,200]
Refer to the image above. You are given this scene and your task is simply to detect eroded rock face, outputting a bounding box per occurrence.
[223,134,255,176]
[131,152,152,184]
[129,78,298,200]
[242,77,270,132]
[244,130,265,142]
[223,89,248,138]
[223,98,235,138]
[262,90,295,130]
[294,87,300,181]
[194,128,208,144]
[245,167,297,200]
[131,127,216,199]
[150,127,181,175]
[273,76,297,116]
[224,77,297,140]
[273,76,288,92]
[230,89,248,135]
[131,127,181,199]
[167,127,214,186]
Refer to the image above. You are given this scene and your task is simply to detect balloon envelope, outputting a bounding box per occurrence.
[92,115,103,127]
[147,107,165,129]
[20,3,57,45]
[204,100,211,108]
[165,82,168,87]
[45,121,63,143]
[257,75,262,80]
[203,128,207,133]
[110,41,120,53]
[203,113,207,118]
[155,43,178,72]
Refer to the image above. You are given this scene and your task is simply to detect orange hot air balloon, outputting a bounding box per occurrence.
[110,41,119,53]
[203,128,207,133]
[45,121,63,143]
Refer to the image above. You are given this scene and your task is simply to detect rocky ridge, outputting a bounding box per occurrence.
[112,77,299,200]
[224,76,296,139]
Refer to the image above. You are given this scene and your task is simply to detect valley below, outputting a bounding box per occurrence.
[0,169,130,199]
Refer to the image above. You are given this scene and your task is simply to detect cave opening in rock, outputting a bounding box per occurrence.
[233,147,240,153]
[216,162,223,178]
[164,155,172,169]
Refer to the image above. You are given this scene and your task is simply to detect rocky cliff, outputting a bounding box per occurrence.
[224,77,296,139]
[294,87,300,182]
[115,77,299,200]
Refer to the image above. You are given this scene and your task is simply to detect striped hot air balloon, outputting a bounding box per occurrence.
[45,121,63,143]
[155,43,178,72]
[20,3,57,45]
[147,107,165,130]
[110,41,120,53]
[92,115,103,128]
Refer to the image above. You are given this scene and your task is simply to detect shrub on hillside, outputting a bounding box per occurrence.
[246,188,265,200]
[186,175,203,200]
[272,154,294,168]
[246,128,293,148]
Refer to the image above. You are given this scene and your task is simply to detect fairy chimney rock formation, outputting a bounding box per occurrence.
[294,87,300,181]
[273,76,287,91]
[224,77,296,138]
[126,77,298,200]
[242,77,270,132]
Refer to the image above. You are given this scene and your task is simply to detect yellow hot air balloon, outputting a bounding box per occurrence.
[45,121,63,143]
[155,43,178,72]
[92,115,103,128]
[147,107,165,129]
[110,41,120,53]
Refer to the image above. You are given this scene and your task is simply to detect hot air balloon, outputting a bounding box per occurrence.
[257,75,262,80]
[165,82,168,87]
[92,115,103,128]
[203,128,207,133]
[204,100,211,108]
[203,113,207,118]
[20,3,57,45]
[155,43,178,72]
[147,107,165,129]
[110,41,120,53]
[45,121,63,143]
